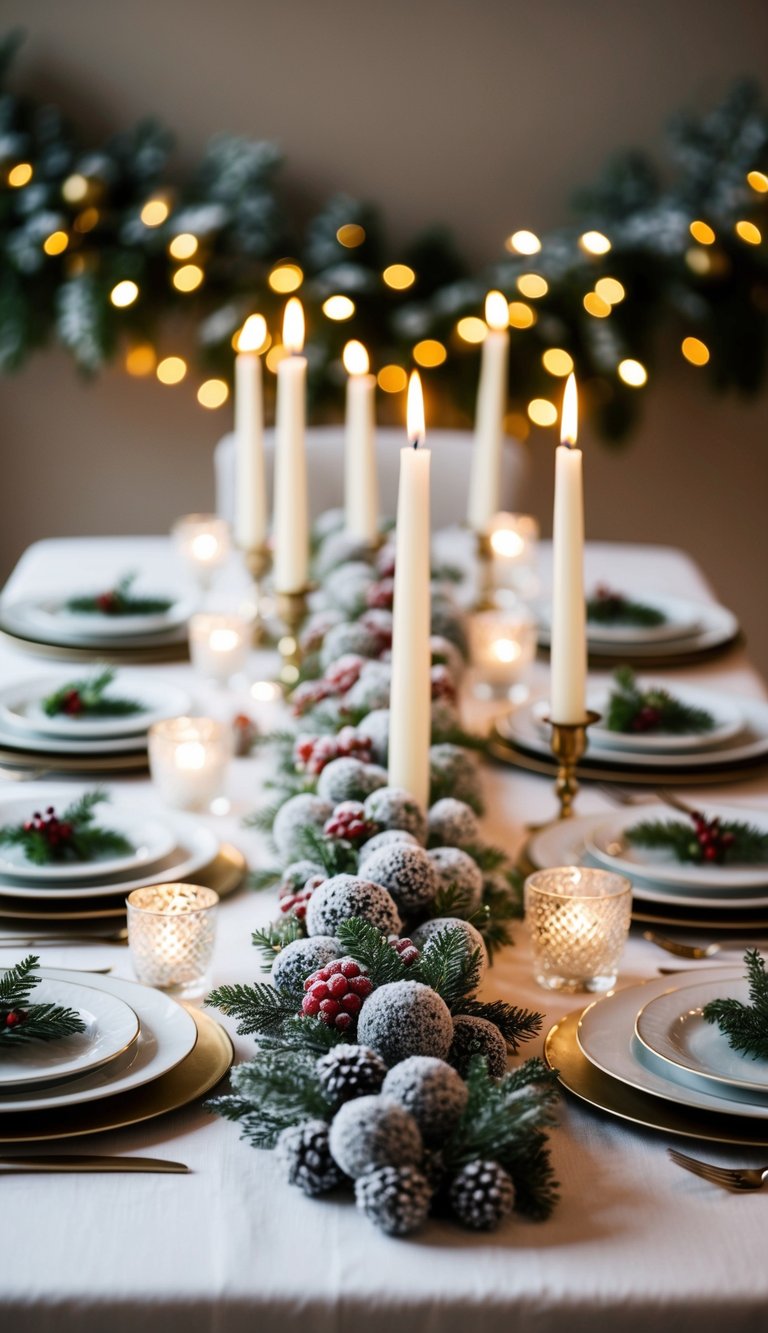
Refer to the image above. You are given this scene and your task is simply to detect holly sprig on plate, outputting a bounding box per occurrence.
[0,955,86,1048]
[605,666,715,735]
[587,586,667,628]
[65,572,173,617]
[0,789,134,866]
[703,950,768,1061]
[42,667,144,719]
[626,808,768,865]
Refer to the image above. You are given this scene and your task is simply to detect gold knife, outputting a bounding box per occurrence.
[0,1154,189,1173]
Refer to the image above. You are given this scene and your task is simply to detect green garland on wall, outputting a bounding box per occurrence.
[1,30,768,441]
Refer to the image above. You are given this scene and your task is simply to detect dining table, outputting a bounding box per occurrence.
[0,533,766,1333]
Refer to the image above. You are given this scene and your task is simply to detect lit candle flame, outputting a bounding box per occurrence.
[343,339,369,376]
[283,298,305,354]
[485,290,509,332]
[407,370,425,447]
[237,314,267,353]
[560,372,578,447]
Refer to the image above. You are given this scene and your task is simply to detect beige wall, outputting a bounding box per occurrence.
[2,0,768,666]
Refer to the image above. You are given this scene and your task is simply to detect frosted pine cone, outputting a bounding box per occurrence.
[317,757,388,805]
[448,1014,508,1079]
[449,1159,515,1230]
[271,935,341,999]
[276,1120,345,1196]
[427,847,484,908]
[316,1044,388,1105]
[355,1164,432,1236]
[273,794,333,861]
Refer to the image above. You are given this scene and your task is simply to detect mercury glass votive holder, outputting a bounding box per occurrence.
[127,883,219,995]
[172,513,231,592]
[148,716,232,811]
[467,603,538,700]
[189,612,251,684]
[524,867,632,993]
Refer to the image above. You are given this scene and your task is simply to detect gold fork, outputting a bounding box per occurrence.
[643,930,767,960]
[669,1148,768,1191]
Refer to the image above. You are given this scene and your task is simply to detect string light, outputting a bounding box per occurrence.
[579,230,612,255]
[690,220,716,245]
[268,263,303,293]
[527,398,558,426]
[508,301,535,328]
[542,348,574,377]
[506,230,541,255]
[517,273,548,298]
[583,292,611,318]
[377,365,407,392]
[42,231,68,256]
[141,198,170,227]
[681,336,710,366]
[456,316,487,343]
[685,246,712,274]
[62,173,89,203]
[125,345,156,376]
[173,264,204,292]
[618,358,647,386]
[413,339,447,367]
[169,233,198,260]
[747,171,768,193]
[74,208,99,233]
[197,379,229,408]
[110,280,139,308]
[594,277,625,304]
[322,295,355,320]
[336,223,365,247]
[156,356,187,385]
[7,162,33,187]
[735,220,762,245]
[382,264,415,289]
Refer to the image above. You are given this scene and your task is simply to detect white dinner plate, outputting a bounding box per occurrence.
[576,968,768,1119]
[588,802,768,890]
[26,591,195,639]
[635,977,768,1101]
[0,599,189,652]
[0,969,197,1112]
[0,674,191,740]
[538,594,703,645]
[537,596,738,658]
[0,975,139,1091]
[587,685,743,754]
[0,711,147,756]
[0,790,176,882]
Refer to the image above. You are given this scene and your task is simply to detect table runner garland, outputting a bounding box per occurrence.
[208,513,561,1237]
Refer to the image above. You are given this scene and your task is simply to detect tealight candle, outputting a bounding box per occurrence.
[189,612,250,684]
[524,867,631,992]
[488,512,540,601]
[172,513,231,592]
[467,605,537,696]
[127,883,218,994]
[148,716,232,811]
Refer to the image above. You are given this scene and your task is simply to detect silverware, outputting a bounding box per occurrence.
[0,767,48,782]
[36,965,113,974]
[669,1148,768,1191]
[0,1154,189,1174]
[0,928,129,947]
[644,929,766,960]
[597,784,654,807]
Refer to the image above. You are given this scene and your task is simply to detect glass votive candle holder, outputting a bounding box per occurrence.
[467,603,538,700]
[189,612,251,684]
[127,883,218,995]
[488,512,540,601]
[172,513,231,592]
[524,867,632,993]
[148,716,232,811]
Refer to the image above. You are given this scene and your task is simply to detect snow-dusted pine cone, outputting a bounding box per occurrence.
[358,828,420,863]
[316,1043,388,1105]
[427,798,480,849]
[355,1164,432,1236]
[320,622,382,671]
[448,1014,508,1079]
[328,1094,422,1178]
[449,1159,515,1230]
[276,1120,345,1196]
[382,1055,468,1142]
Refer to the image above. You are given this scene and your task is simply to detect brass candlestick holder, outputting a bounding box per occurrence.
[545,710,601,820]
[274,587,311,687]
[473,531,496,611]
[241,543,272,645]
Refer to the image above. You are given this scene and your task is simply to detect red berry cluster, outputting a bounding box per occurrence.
[278,873,325,919]
[232,713,258,756]
[376,547,396,579]
[294,727,372,777]
[291,680,335,717]
[365,579,395,611]
[593,584,626,612]
[391,937,420,966]
[323,801,377,843]
[689,811,736,863]
[302,959,373,1030]
[24,807,74,851]
[60,689,84,716]
[630,705,663,733]
[96,589,121,614]
[324,654,365,694]
[430,664,457,704]
[2,1009,27,1029]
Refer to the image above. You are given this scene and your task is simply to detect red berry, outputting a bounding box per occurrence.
[3,1009,25,1028]
[302,995,321,1016]
[340,960,360,978]
[319,998,341,1021]
[327,974,349,998]
[335,1013,353,1031]
[294,904,307,920]
[310,981,330,1002]
[341,992,362,1014]
[348,976,373,998]
[704,845,718,862]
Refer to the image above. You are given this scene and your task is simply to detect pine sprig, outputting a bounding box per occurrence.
[252,919,304,974]
[453,1000,544,1053]
[42,667,143,718]
[206,982,297,1037]
[0,955,86,1048]
[248,866,283,893]
[587,588,667,627]
[703,949,768,1059]
[0,954,39,1007]
[626,816,768,865]
[411,926,482,1010]
[0,788,134,866]
[293,826,359,877]
[207,1048,336,1146]
[605,666,715,735]
[336,917,407,987]
[66,572,173,616]
[473,871,525,961]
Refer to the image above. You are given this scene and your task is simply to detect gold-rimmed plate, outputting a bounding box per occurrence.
[0,627,188,666]
[488,732,768,787]
[545,1008,768,1146]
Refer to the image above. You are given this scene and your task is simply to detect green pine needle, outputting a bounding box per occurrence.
[627,816,768,865]
[605,666,715,735]
[336,917,406,987]
[205,982,296,1037]
[42,667,143,718]
[0,788,133,866]
[252,919,304,976]
[0,955,86,1048]
[587,590,666,627]
[703,949,768,1060]
[411,926,483,1010]
[453,999,544,1053]
[66,572,173,616]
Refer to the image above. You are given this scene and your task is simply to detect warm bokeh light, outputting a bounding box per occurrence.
[173,264,204,292]
[685,246,712,274]
[517,273,548,298]
[560,373,578,444]
[74,208,99,233]
[383,263,416,289]
[493,639,521,664]
[8,162,33,188]
[322,295,355,320]
[407,370,425,444]
[237,314,268,353]
[269,263,303,293]
[747,170,768,193]
[618,358,648,387]
[197,379,229,408]
[690,220,716,245]
[62,173,89,203]
[485,290,509,330]
[43,231,69,256]
[508,301,536,328]
[266,344,290,373]
[579,230,611,255]
[157,356,187,385]
[681,336,710,366]
[490,530,524,559]
[377,364,407,393]
[250,679,281,702]
[125,344,156,376]
[506,230,541,255]
[503,411,530,441]
[456,316,487,343]
[343,340,370,376]
[583,292,611,318]
[528,398,558,427]
[283,297,305,353]
[542,348,574,377]
[413,339,447,367]
[110,279,139,308]
[594,276,626,304]
[169,233,198,260]
[337,223,366,247]
[140,198,169,227]
[735,220,762,245]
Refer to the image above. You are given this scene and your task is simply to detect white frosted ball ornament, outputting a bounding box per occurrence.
[271,936,341,998]
[273,794,333,860]
[317,758,388,805]
[427,798,480,849]
[329,1094,422,1179]
[427,848,484,909]
[357,980,454,1064]
[362,844,439,915]
[363,787,428,844]
[382,1056,468,1142]
[305,874,402,937]
[359,829,420,864]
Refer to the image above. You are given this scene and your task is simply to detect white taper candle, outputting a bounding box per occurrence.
[273,298,309,593]
[550,373,587,723]
[467,291,510,533]
[343,340,378,544]
[234,314,267,549]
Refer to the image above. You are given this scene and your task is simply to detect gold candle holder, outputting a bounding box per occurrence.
[544,710,601,820]
[275,586,311,687]
[242,543,272,644]
[473,531,495,611]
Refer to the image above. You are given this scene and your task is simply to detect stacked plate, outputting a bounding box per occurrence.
[0,587,194,664]
[0,967,232,1143]
[545,966,768,1146]
[492,684,768,785]
[526,800,768,929]
[536,593,740,668]
[0,672,191,774]
[0,786,246,925]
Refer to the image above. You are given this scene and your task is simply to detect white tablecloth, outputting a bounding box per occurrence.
[0,537,766,1333]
